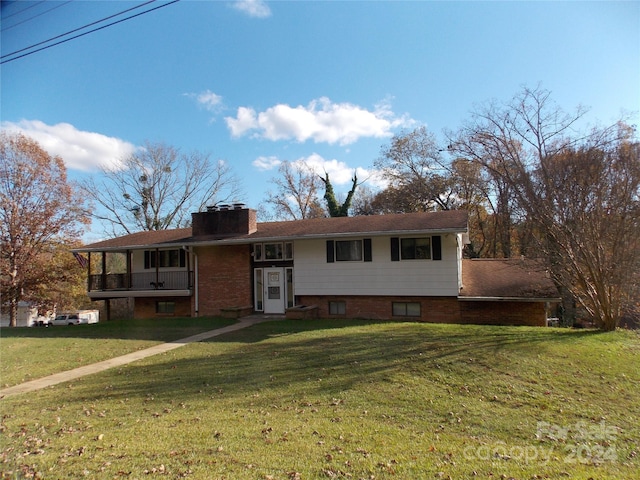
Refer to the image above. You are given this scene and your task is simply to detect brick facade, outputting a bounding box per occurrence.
[194,244,252,316]
[295,295,547,326]
[295,295,462,323]
[192,208,257,236]
[134,297,192,318]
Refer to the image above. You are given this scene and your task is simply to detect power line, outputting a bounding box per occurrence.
[2,0,156,58]
[1,1,72,33]
[1,0,180,65]
[1,0,46,21]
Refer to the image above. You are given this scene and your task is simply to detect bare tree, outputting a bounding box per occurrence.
[448,158,494,257]
[350,185,379,216]
[375,126,455,211]
[0,132,89,326]
[264,161,325,220]
[448,86,639,330]
[83,141,242,236]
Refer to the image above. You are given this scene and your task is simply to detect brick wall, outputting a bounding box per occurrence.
[295,295,547,326]
[295,295,462,323]
[192,208,257,236]
[459,301,547,326]
[195,245,252,316]
[134,297,192,318]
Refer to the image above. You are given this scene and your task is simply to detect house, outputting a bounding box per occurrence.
[74,206,559,326]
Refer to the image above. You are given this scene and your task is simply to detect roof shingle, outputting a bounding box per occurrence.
[80,210,468,251]
[460,258,559,300]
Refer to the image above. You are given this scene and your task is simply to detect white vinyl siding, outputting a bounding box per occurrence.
[294,236,460,296]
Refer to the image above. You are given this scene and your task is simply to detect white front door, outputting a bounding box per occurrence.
[263,267,285,314]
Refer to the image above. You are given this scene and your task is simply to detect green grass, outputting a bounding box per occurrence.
[0,317,235,388]
[1,320,639,479]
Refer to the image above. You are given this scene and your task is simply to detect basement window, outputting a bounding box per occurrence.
[392,302,421,317]
[329,301,346,315]
[156,301,175,314]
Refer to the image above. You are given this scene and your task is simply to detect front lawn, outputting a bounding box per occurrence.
[0,317,235,388]
[1,320,639,479]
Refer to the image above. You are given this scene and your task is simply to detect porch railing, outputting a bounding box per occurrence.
[89,271,193,291]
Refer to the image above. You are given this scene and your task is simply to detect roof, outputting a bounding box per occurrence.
[459,258,560,301]
[80,228,192,250]
[78,210,468,251]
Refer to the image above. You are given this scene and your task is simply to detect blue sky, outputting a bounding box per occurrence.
[2,0,639,239]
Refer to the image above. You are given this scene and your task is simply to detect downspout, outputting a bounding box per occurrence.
[194,252,199,317]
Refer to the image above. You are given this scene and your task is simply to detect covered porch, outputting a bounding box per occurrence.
[85,248,193,299]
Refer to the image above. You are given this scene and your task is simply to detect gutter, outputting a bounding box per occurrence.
[73,227,468,252]
[458,296,562,303]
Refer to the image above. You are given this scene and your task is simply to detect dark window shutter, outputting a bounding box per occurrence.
[363,238,372,262]
[144,251,150,269]
[432,235,442,260]
[326,240,335,263]
[179,248,186,267]
[391,237,400,261]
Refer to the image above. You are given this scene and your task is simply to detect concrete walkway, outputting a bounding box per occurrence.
[0,315,280,399]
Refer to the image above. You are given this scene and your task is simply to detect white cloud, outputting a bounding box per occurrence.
[225,97,414,145]
[1,120,137,172]
[296,153,387,189]
[196,90,224,112]
[231,0,271,18]
[226,106,259,137]
[258,153,388,190]
[252,155,281,171]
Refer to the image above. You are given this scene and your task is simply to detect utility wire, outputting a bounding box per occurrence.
[2,0,45,20]
[1,0,46,21]
[1,1,72,33]
[1,0,179,65]
[2,0,155,57]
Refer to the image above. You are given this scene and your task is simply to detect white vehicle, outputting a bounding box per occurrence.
[52,310,99,326]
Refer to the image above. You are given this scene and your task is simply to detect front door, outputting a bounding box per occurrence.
[263,267,285,314]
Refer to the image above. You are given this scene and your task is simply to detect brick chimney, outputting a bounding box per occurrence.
[191,204,257,237]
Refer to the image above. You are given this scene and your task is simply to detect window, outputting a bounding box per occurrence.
[286,268,294,308]
[327,239,372,262]
[336,240,362,261]
[392,302,421,317]
[156,301,175,314]
[401,238,431,260]
[329,301,346,315]
[391,236,442,261]
[253,242,293,262]
[144,249,186,269]
[254,268,263,311]
[284,242,294,260]
[264,243,283,260]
